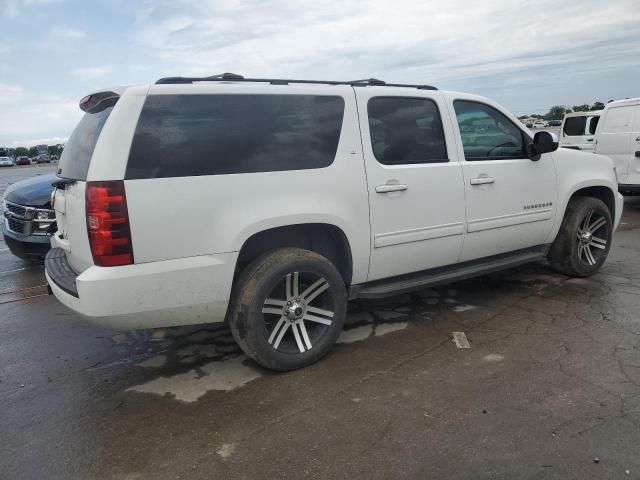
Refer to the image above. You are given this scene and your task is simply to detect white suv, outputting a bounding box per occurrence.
[46,74,623,371]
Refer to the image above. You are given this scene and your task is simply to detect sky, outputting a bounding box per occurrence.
[0,0,639,147]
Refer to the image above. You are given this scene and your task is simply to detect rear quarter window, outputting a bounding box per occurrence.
[126,94,345,179]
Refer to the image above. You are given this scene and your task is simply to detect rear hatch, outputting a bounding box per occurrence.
[53,92,120,273]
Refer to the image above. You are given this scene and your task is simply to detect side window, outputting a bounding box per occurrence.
[126,94,345,179]
[564,116,587,136]
[454,100,527,161]
[601,106,634,134]
[588,116,600,135]
[367,97,448,165]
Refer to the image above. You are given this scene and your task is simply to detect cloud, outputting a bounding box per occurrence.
[49,25,87,39]
[0,98,80,145]
[1,0,64,17]
[0,83,22,103]
[133,0,640,92]
[9,136,68,148]
[72,65,114,80]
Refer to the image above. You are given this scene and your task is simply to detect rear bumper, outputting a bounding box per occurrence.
[45,248,238,330]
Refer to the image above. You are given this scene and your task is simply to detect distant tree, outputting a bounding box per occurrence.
[544,105,571,121]
[15,147,28,157]
[28,146,38,157]
[572,104,591,112]
[591,101,605,111]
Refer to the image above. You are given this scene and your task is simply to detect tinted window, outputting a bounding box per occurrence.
[367,97,447,165]
[588,116,600,135]
[563,116,587,136]
[126,94,344,179]
[57,100,115,180]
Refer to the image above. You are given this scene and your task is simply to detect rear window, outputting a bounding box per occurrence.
[57,100,116,180]
[563,116,587,136]
[126,94,345,179]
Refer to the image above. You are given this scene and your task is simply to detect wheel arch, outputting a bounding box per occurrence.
[549,182,617,243]
[233,223,354,288]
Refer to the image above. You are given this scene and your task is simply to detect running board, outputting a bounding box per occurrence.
[350,245,549,300]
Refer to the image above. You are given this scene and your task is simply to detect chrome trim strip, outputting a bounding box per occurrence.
[374,222,465,248]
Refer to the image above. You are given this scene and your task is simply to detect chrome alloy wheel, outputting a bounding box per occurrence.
[261,272,335,354]
[576,209,608,266]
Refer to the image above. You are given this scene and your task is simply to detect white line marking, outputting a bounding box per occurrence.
[452,331,471,349]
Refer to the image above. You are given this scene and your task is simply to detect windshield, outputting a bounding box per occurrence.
[57,100,116,180]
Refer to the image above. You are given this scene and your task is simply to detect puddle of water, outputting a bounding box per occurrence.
[337,325,373,344]
[483,354,504,362]
[375,322,408,336]
[337,321,408,344]
[217,443,236,459]
[138,355,167,368]
[452,304,476,313]
[375,310,408,320]
[127,355,262,402]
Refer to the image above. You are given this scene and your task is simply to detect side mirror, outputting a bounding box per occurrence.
[529,131,559,161]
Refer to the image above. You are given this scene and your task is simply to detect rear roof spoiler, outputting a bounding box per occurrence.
[79,90,122,113]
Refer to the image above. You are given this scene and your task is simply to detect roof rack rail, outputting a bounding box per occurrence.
[154,73,437,90]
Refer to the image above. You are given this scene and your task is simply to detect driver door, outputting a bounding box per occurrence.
[448,99,558,262]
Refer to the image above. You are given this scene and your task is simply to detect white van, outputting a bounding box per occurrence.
[594,98,640,194]
[559,111,602,151]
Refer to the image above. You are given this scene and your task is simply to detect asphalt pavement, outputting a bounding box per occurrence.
[2,164,640,479]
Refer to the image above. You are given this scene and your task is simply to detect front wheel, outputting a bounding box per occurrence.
[548,196,613,277]
[229,248,347,371]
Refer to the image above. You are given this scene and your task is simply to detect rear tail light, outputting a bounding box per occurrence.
[85,181,134,267]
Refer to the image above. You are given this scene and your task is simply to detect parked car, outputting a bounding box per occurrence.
[0,156,15,167]
[16,156,31,165]
[559,110,602,152]
[532,120,546,128]
[548,120,562,127]
[2,173,57,260]
[35,154,51,164]
[46,74,623,371]
[593,98,640,195]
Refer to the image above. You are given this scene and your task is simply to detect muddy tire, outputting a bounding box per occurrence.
[548,196,612,277]
[229,248,347,371]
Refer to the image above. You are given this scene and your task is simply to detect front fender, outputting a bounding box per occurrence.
[546,150,619,243]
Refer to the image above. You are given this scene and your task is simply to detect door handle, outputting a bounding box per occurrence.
[470,176,495,185]
[375,184,408,193]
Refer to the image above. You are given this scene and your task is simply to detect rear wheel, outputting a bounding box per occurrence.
[229,248,347,371]
[548,196,612,277]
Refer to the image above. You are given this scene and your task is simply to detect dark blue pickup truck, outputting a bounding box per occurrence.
[2,173,56,260]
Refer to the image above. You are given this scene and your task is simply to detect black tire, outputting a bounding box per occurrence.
[548,196,612,277]
[229,248,347,371]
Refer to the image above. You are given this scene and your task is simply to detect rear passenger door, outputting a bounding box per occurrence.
[450,99,557,262]
[355,89,466,281]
